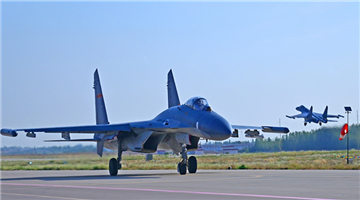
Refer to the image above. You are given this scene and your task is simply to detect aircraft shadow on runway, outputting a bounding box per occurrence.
[0,173,191,181]
[1,173,164,181]
[1,171,216,181]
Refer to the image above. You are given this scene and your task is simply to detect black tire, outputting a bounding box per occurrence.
[179,163,187,175]
[188,156,197,174]
[109,158,118,176]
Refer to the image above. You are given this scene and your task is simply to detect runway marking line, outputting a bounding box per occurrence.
[1,182,338,200]
[91,174,264,186]
[1,192,89,200]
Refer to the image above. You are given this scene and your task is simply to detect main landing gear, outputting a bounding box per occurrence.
[109,136,123,176]
[177,145,197,175]
[304,122,307,126]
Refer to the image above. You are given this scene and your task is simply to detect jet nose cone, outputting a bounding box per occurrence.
[213,120,232,140]
[199,112,232,140]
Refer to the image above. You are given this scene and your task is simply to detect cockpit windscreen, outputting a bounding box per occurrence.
[184,97,211,111]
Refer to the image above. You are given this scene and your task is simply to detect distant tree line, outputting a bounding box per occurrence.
[1,144,97,155]
[245,124,360,152]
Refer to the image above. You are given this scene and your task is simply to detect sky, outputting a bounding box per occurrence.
[1,1,359,147]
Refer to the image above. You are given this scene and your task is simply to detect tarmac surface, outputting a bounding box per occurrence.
[1,170,359,200]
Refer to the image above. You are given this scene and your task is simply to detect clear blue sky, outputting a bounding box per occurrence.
[1,2,359,147]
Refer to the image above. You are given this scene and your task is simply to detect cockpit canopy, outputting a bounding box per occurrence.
[184,97,211,111]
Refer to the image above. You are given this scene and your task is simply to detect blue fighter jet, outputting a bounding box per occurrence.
[1,70,289,176]
[286,105,344,126]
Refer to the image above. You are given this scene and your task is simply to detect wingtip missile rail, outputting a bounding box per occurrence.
[1,129,18,137]
[261,126,289,133]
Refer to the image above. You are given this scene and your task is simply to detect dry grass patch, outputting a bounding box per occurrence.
[1,150,359,170]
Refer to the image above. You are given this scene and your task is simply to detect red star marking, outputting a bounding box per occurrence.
[97,94,103,98]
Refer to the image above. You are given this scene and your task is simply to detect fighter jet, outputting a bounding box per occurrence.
[1,69,289,176]
[286,105,344,126]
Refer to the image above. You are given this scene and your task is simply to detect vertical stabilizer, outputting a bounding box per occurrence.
[306,106,313,119]
[94,69,109,125]
[167,69,180,108]
[93,69,108,157]
[323,106,328,118]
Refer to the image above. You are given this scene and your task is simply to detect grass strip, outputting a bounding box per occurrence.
[1,150,359,170]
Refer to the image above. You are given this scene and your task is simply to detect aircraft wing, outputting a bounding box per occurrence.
[327,120,338,122]
[286,113,307,119]
[231,125,289,133]
[1,123,131,136]
[2,119,186,135]
[1,119,209,139]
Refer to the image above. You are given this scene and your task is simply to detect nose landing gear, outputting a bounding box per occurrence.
[177,145,197,175]
[178,145,187,175]
[188,156,197,173]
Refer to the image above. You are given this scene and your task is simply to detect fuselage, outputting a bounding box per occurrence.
[101,95,233,153]
[154,104,232,140]
[305,113,327,124]
[103,103,233,153]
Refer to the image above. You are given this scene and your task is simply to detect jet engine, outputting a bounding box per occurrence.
[1,129,18,137]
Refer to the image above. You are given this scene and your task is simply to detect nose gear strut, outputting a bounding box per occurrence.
[178,145,188,175]
[177,144,198,175]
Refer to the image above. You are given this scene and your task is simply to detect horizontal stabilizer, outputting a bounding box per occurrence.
[44,139,100,142]
[286,115,295,119]
[327,120,338,122]
[327,114,344,118]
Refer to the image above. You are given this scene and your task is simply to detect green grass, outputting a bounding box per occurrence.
[1,150,359,170]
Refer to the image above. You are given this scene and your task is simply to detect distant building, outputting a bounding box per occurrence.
[155,142,253,155]
[199,142,254,154]
[222,146,238,154]
[188,148,204,155]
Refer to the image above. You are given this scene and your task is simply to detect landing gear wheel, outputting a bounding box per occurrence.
[109,158,118,176]
[179,163,187,175]
[188,156,197,174]
[319,122,322,126]
[304,122,307,126]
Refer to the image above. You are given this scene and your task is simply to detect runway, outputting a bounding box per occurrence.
[1,170,359,200]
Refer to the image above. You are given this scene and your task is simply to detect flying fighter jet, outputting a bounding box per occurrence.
[1,69,289,176]
[286,105,344,126]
